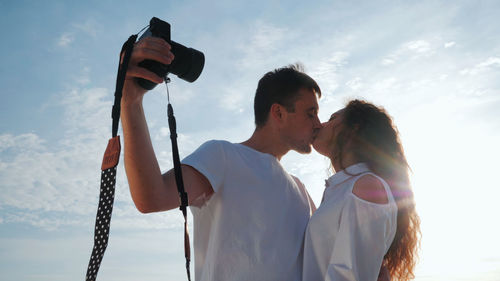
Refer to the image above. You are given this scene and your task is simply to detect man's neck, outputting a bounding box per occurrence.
[241,127,289,160]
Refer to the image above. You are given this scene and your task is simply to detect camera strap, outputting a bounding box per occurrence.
[85,34,137,281]
[165,79,192,281]
[86,33,192,281]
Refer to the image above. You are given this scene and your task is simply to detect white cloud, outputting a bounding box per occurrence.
[372,77,398,92]
[251,21,287,51]
[73,19,100,38]
[159,127,169,138]
[220,89,246,112]
[57,32,74,47]
[0,90,109,213]
[405,40,431,53]
[0,133,45,152]
[0,86,147,230]
[237,21,293,69]
[460,57,500,75]
[381,39,436,66]
[444,41,456,48]
[346,77,363,91]
[381,58,396,66]
[0,83,206,231]
[309,52,349,101]
[75,67,91,85]
[56,19,100,48]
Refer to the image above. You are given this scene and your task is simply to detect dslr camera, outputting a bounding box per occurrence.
[136,17,205,89]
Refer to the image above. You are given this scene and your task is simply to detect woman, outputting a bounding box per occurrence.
[303,100,420,281]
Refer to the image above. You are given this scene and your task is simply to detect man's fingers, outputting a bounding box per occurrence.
[121,36,174,85]
[137,36,171,50]
[132,47,174,65]
[134,37,174,62]
[126,65,164,84]
[122,36,175,67]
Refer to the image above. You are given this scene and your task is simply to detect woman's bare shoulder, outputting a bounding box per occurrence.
[352,174,389,204]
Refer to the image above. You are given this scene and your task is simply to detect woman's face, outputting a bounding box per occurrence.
[312,109,345,157]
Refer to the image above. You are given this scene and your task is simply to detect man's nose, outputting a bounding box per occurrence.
[313,116,322,129]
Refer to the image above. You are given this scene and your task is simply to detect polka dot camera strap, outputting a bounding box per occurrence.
[85,137,120,281]
[85,34,136,281]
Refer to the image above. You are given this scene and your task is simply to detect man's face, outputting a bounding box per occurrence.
[281,89,321,154]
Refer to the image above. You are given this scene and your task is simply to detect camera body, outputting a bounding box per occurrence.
[136,17,205,89]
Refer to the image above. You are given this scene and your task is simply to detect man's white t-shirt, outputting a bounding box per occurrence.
[182,140,315,281]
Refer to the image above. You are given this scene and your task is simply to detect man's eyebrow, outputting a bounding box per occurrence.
[307,106,318,112]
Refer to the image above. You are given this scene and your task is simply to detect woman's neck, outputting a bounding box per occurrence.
[331,152,358,172]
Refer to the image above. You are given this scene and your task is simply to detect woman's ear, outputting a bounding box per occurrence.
[344,125,359,148]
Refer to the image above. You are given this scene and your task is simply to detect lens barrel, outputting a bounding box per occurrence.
[169,41,205,83]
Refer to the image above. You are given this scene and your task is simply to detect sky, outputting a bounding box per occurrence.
[1,0,500,280]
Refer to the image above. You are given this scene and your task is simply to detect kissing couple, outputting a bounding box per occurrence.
[120,37,420,281]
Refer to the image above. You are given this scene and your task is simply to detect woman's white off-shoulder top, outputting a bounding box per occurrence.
[303,163,397,281]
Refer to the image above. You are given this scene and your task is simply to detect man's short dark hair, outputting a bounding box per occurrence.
[254,63,321,128]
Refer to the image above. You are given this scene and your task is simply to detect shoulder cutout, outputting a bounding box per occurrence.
[352,174,389,204]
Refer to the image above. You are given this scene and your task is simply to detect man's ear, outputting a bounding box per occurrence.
[270,103,285,123]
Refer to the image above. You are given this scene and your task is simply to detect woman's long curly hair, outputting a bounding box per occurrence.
[333,99,421,281]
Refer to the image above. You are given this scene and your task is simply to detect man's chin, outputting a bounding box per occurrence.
[294,145,312,154]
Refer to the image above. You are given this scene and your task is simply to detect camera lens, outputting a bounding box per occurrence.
[169,41,205,83]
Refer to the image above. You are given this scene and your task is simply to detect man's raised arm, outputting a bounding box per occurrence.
[120,37,213,213]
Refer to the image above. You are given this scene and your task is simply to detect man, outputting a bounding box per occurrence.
[121,37,320,280]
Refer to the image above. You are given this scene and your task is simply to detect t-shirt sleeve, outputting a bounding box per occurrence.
[324,195,397,281]
[291,175,316,214]
[181,140,227,193]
